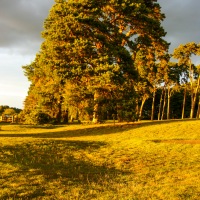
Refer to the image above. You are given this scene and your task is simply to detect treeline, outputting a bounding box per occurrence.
[0,105,21,116]
[141,87,199,120]
[20,0,200,124]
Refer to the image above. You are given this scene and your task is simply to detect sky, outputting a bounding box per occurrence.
[0,0,200,109]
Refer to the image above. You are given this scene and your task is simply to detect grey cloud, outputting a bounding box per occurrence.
[1,0,200,56]
[0,0,54,53]
[1,0,200,109]
[158,0,200,53]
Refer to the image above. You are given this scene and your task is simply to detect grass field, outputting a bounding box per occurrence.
[0,119,199,199]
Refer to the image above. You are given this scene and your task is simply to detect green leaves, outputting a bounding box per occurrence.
[173,42,200,66]
[22,0,168,123]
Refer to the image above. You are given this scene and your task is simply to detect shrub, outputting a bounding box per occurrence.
[23,110,52,125]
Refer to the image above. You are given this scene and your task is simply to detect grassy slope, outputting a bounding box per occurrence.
[0,120,199,199]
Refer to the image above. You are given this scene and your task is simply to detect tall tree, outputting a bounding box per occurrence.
[173,42,200,118]
[149,54,170,121]
[179,67,190,119]
[195,65,200,119]
[23,0,168,123]
[165,62,181,120]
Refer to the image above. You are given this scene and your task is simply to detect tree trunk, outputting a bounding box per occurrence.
[161,87,167,120]
[190,92,195,119]
[56,102,62,123]
[190,77,200,118]
[63,109,68,123]
[151,88,156,121]
[117,103,123,122]
[135,98,139,121]
[92,90,100,123]
[196,97,200,119]
[167,86,171,120]
[158,87,164,120]
[189,59,194,119]
[138,96,147,121]
[56,95,63,123]
[182,87,187,119]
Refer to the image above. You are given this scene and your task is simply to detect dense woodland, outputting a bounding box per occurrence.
[20,0,200,124]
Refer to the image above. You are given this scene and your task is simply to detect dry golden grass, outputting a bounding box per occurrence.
[0,119,199,199]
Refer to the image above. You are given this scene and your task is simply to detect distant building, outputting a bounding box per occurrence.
[0,115,17,123]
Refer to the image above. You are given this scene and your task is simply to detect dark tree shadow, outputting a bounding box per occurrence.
[0,119,198,139]
[0,125,130,138]
[150,139,200,144]
[0,140,130,199]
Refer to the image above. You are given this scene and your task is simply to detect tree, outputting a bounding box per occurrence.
[0,106,21,116]
[0,106,9,115]
[179,66,190,119]
[195,65,200,119]
[23,0,168,123]
[173,42,200,118]
[24,0,137,123]
[3,108,16,116]
[160,61,181,120]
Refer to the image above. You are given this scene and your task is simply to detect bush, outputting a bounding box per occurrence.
[23,110,52,125]
[35,111,52,124]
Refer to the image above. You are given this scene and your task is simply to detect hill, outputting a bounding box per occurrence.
[0,120,199,199]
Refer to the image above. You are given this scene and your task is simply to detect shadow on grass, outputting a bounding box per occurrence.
[0,118,198,139]
[0,125,126,138]
[151,139,200,144]
[136,118,199,127]
[0,140,130,199]
[20,125,66,129]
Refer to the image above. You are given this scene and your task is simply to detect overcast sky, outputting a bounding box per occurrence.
[0,0,200,109]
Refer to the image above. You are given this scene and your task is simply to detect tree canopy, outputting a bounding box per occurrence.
[22,0,169,124]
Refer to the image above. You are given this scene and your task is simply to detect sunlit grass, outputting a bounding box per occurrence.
[0,120,200,199]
